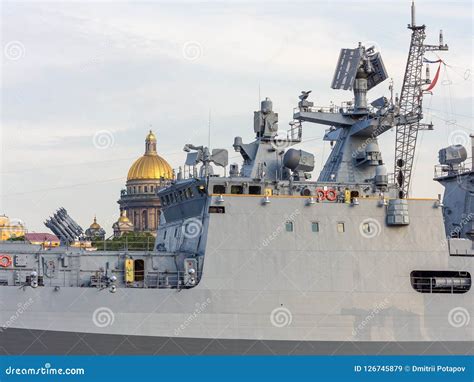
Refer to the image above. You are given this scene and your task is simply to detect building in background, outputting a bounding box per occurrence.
[25,232,60,247]
[117,130,174,235]
[84,216,106,241]
[0,215,27,241]
[112,210,134,238]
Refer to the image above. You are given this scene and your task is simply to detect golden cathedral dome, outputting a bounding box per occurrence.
[146,130,157,141]
[89,216,101,230]
[127,156,173,181]
[127,130,173,181]
[118,210,131,223]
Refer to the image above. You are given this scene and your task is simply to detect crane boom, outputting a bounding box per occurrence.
[394,1,448,198]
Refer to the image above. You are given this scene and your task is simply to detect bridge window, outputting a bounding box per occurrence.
[311,222,319,232]
[285,221,294,232]
[231,185,243,194]
[213,185,226,194]
[249,186,262,195]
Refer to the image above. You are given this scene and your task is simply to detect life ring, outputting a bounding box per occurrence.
[316,189,326,200]
[325,189,338,201]
[0,255,12,268]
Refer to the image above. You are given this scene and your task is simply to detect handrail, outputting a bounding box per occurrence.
[411,275,471,294]
[0,239,157,252]
[434,158,472,179]
[293,103,376,115]
[1,268,203,289]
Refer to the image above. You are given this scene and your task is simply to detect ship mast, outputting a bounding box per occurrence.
[394,1,448,198]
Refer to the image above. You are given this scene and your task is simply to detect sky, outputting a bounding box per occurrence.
[1,0,472,234]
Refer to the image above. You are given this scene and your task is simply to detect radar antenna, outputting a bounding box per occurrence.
[331,42,388,114]
[394,0,448,198]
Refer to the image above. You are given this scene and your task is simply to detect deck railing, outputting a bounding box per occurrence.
[1,268,202,290]
[410,276,471,294]
[434,159,472,178]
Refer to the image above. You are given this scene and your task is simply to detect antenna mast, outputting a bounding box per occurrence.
[394,0,448,198]
[208,108,211,148]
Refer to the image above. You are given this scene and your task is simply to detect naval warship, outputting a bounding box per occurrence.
[0,3,472,355]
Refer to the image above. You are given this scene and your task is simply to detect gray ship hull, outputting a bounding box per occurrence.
[0,199,472,355]
[1,328,472,355]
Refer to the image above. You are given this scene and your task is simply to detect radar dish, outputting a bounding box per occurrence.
[331,48,362,91]
[211,149,229,168]
[185,152,200,166]
[366,52,388,90]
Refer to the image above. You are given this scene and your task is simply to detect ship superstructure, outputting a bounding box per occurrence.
[0,3,472,355]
